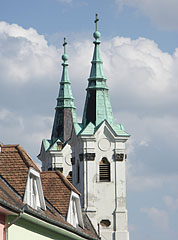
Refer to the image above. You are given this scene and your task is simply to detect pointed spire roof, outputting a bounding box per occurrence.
[51,38,78,143]
[56,38,75,109]
[82,14,114,128]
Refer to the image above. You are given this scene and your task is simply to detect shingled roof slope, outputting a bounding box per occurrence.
[41,171,80,217]
[0,144,39,197]
[0,174,70,223]
[0,176,24,211]
[0,144,98,239]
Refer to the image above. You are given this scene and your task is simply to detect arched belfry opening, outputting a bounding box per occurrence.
[99,157,110,182]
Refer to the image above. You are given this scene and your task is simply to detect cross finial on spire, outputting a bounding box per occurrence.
[62,37,68,62]
[63,37,67,54]
[95,13,99,31]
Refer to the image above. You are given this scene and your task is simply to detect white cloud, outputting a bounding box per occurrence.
[0,107,52,164]
[0,21,177,178]
[163,196,178,210]
[141,207,169,230]
[101,37,177,110]
[127,172,178,192]
[67,37,178,129]
[0,21,177,240]
[116,0,178,30]
[0,21,59,84]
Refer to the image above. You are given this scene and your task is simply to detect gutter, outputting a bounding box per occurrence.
[21,212,97,240]
[23,205,98,240]
[0,199,98,240]
[4,212,23,230]
[4,205,25,240]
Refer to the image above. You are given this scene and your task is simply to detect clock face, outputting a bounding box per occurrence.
[65,154,71,166]
[98,138,111,151]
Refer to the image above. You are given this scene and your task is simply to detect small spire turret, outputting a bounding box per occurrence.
[51,38,77,143]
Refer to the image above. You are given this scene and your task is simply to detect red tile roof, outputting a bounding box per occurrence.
[41,171,70,216]
[0,177,24,210]
[0,144,98,239]
[0,144,39,197]
[41,171,77,217]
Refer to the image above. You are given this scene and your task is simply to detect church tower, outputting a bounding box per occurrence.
[71,15,130,240]
[39,15,130,240]
[38,38,79,179]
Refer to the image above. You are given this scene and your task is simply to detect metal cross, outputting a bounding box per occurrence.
[63,37,67,54]
[95,13,99,31]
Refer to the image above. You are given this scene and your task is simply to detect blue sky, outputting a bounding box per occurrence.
[0,1,178,240]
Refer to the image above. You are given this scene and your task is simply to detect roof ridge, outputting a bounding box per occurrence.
[0,144,19,147]
[55,170,81,195]
[16,145,40,171]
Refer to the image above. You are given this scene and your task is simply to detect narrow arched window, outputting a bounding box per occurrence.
[99,158,110,182]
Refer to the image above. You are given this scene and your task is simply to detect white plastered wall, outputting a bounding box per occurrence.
[73,122,129,240]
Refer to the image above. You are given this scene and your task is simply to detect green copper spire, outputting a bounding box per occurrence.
[82,14,114,128]
[51,38,78,143]
[56,38,75,108]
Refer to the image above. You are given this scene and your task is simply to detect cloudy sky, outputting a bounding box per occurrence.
[0,0,177,239]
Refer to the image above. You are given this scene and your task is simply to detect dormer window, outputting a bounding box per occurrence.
[67,191,84,228]
[24,167,46,210]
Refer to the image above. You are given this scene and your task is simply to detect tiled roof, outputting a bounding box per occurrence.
[0,175,75,230]
[0,144,39,197]
[0,144,98,239]
[0,176,24,211]
[41,171,80,217]
[41,171,70,216]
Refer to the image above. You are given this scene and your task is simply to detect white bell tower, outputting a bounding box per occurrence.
[71,14,130,240]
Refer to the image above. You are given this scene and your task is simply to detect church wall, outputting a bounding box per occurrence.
[72,123,129,239]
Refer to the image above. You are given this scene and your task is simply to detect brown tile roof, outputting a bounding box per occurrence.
[0,144,39,197]
[0,144,98,239]
[0,176,98,239]
[41,171,72,217]
[0,174,65,221]
[0,177,24,211]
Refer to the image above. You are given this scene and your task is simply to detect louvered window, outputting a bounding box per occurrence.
[99,158,110,182]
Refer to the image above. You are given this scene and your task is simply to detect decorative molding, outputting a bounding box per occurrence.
[65,154,72,166]
[114,153,125,161]
[98,138,111,151]
[85,153,95,161]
